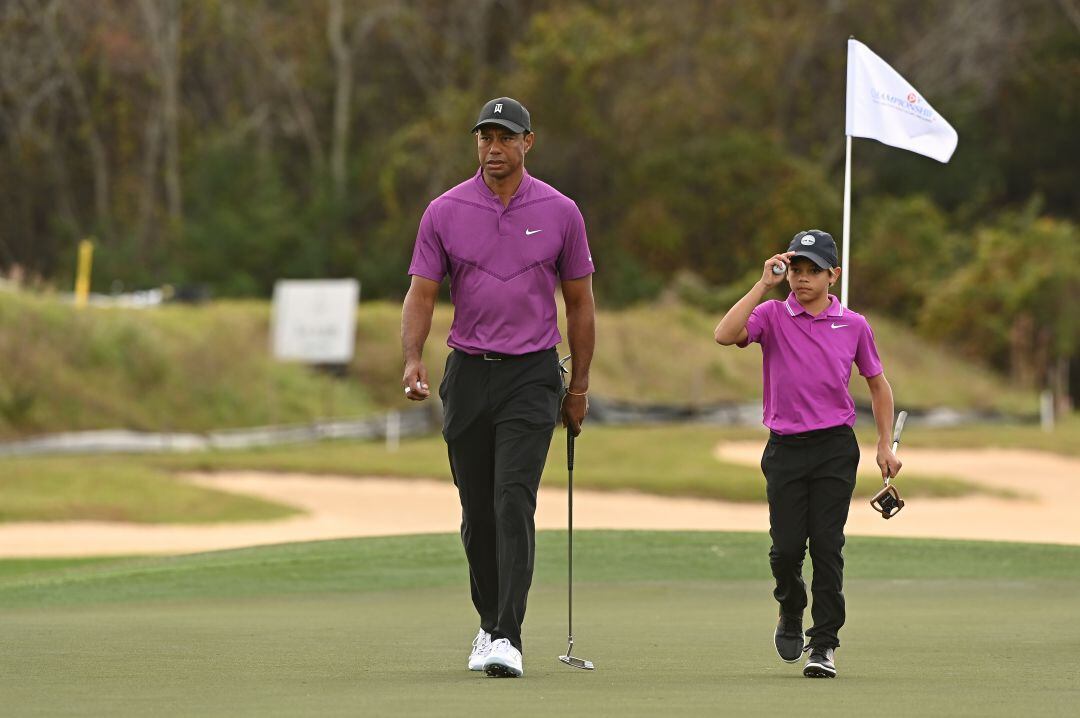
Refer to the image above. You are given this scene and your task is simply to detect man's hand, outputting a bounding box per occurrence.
[402,361,431,401]
[877,444,902,480]
[561,392,588,436]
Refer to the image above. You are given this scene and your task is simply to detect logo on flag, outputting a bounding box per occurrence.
[846,39,957,163]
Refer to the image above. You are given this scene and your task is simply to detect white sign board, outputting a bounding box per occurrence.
[271,279,359,363]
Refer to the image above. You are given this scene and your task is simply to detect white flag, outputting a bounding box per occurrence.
[846,39,958,163]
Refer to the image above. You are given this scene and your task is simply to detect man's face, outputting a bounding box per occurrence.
[476,125,534,181]
[787,257,839,302]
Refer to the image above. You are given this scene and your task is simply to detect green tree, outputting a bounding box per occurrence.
[920,204,1078,411]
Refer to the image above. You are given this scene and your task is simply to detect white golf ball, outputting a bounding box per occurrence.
[772,262,786,275]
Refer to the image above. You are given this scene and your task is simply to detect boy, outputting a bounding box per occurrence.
[713,229,902,678]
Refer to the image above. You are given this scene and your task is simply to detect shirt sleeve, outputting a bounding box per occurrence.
[556,203,595,280]
[854,319,884,378]
[407,204,448,282]
[736,301,770,348]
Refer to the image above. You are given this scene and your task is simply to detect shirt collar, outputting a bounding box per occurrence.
[784,292,844,319]
[472,167,533,205]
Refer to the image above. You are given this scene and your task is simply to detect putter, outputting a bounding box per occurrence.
[870,410,908,519]
[557,355,595,671]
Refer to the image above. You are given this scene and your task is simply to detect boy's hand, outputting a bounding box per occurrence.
[760,252,795,288]
[877,444,902,480]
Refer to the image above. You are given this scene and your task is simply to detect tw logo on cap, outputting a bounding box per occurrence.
[494,103,503,113]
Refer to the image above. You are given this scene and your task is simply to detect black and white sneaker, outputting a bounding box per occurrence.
[803,646,837,678]
[774,614,804,663]
[483,638,523,678]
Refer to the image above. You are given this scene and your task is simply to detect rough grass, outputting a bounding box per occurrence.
[0,455,297,523]
[8,413,1072,524]
[895,414,1080,456]
[0,291,376,438]
[0,290,1039,440]
[155,424,999,502]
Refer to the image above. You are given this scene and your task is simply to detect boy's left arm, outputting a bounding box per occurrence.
[866,373,902,480]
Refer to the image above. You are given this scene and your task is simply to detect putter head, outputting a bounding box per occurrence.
[558,638,595,670]
[870,484,905,519]
[558,654,595,670]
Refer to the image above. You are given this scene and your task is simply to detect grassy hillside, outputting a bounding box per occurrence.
[0,289,1037,440]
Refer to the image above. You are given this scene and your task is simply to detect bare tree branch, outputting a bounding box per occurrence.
[39,0,111,236]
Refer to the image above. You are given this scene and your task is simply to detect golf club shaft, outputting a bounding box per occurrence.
[567,429,574,642]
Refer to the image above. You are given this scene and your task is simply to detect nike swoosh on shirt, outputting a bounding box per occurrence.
[525,229,542,235]
[831,323,848,329]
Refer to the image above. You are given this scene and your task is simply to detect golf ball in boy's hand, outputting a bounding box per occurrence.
[772,262,786,275]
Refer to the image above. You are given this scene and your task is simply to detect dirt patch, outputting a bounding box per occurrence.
[0,446,1076,557]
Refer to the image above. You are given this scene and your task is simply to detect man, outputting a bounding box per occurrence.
[400,96,595,678]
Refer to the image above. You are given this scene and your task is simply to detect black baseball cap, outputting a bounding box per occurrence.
[787,229,839,269]
[471,97,531,134]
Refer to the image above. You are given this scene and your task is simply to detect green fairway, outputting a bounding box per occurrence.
[2,424,1004,525]
[0,455,297,523]
[2,532,1078,717]
[155,424,998,502]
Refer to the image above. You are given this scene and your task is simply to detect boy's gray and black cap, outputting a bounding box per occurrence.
[471,97,531,134]
[787,229,839,269]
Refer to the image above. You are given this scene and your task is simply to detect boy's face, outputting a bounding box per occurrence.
[787,257,839,303]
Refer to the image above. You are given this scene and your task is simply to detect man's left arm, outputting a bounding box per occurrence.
[866,373,902,480]
[560,275,595,436]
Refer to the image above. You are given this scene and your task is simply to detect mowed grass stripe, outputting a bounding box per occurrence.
[1,532,1078,718]
[3,531,1079,610]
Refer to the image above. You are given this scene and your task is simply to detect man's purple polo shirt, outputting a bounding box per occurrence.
[408,168,594,355]
[738,292,883,435]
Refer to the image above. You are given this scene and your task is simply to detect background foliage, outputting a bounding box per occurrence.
[0,0,1076,400]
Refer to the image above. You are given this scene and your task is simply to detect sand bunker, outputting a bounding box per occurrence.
[0,445,1076,557]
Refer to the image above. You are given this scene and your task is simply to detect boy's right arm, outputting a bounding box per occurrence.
[714,252,794,345]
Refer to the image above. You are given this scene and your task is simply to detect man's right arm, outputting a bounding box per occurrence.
[713,252,794,346]
[401,275,440,401]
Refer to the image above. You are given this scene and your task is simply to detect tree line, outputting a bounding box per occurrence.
[0,0,1076,404]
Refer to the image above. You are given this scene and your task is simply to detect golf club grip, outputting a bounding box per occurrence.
[567,430,575,471]
[891,410,908,451]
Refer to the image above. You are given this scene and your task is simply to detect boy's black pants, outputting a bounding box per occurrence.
[761,424,859,649]
[439,348,562,653]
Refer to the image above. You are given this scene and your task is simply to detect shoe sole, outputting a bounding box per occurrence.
[773,627,803,664]
[803,663,837,678]
[484,662,522,678]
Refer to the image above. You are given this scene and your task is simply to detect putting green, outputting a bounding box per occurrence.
[2,532,1078,717]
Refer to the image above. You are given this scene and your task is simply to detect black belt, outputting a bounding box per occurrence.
[456,348,553,362]
[769,424,853,442]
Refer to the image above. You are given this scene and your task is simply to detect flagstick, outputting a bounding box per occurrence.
[840,134,852,307]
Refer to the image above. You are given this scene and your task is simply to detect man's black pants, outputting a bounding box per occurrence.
[440,348,562,653]
[761,424,859,649]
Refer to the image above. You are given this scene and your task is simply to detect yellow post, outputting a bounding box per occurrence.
[74,238,94,309]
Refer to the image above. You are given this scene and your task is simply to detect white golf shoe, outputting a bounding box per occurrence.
[483,638,524,678]
[468,629,493,671]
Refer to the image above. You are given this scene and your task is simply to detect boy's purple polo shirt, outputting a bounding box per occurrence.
[408,169,594,355]
[738,292,883,435]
